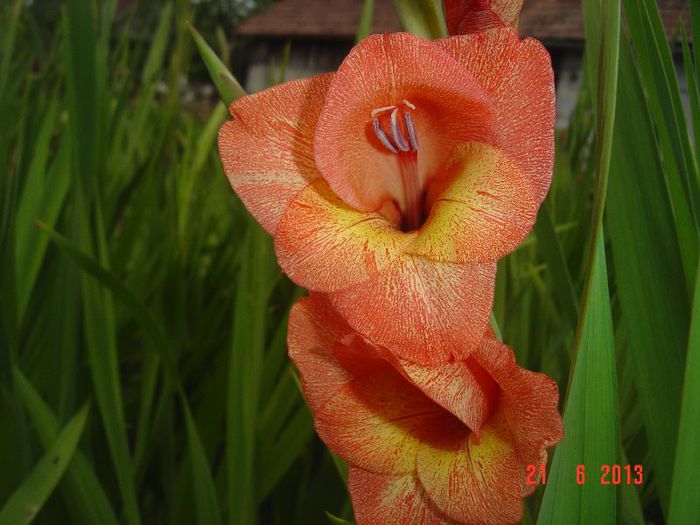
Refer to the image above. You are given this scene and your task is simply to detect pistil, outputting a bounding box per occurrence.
[399,151,422,231]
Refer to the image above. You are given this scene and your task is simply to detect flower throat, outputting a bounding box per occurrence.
[371,100,423,232]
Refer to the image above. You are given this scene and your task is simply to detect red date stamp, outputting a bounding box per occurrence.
[525,464,644,486]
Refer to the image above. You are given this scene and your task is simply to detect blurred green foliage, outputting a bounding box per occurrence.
[1,0,698,524]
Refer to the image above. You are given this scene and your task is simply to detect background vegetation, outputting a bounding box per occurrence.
[0,0,698,524]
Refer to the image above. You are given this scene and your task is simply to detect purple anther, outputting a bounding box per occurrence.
[390,108,411,152]
[404,112,419,151]
[372,117,398,153]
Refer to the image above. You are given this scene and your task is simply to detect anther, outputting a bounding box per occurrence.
[371,105,397,118]
[404,112,419,151]
[390,108,411,152]
[372,117,398,153]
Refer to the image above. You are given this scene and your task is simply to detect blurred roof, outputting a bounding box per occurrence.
[237,0,689,42]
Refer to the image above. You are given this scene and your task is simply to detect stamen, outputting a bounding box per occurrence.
[372,117,398,153]
[371,105,396,118]
[402,99,416,110]
[390,108,411,152]
[404,112,419,151]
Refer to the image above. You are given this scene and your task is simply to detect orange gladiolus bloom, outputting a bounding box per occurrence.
[288,295,563,525]
[219,29,554,364]
[444,0,524,35]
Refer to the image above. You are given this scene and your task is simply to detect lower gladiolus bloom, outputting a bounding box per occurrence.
[219,29,554,364]
[444,0,523,35]
[288,295,563,525]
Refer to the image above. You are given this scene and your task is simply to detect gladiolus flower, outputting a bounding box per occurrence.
[288,295,563,525]
[219,29,554,364]
[444,0,524,35]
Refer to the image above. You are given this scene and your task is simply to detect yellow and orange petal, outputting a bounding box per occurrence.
[410,142,538,264]
[288,295,563,525]
[314,32,496,213]
[218,74,332,234]
[274,180,417,293]
[329,255,496,364]
[475,330,563,494]
[415,425,523,524]
[349,468,460,525]
[436,29,555,204]
[289,295,429,473]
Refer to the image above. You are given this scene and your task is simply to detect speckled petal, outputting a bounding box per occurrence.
[275,180,417,293]
[399,355,498,437]
[436,29,554,204]
[415,425,523,525]
[475,331,564,494]
[349,468,459,525]
[218,74,332,234]
[329,255,496,365]
[409,142,537,264]
[288,296,435,473]
[315,32,496,212]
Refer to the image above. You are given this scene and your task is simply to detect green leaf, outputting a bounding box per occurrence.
[15,104,71,322]
[0,404,89,525]
[355,0,374,43]
[537,235,620,525]
[392,0,446,39]
[182,398,222,525]
[13,369,119,525]
[226,224,274,525]
[36,220,179,386]
[188,22,245,106]
[606,38,689,512]
[622,0,699,289]
[257,404,314,499]
[142,3,173,84]
[534,202,579,326]
[668,260,700,524]
[538,0,620,521]
[325,512,354,525]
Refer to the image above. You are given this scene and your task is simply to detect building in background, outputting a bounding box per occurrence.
[235,0,690,128]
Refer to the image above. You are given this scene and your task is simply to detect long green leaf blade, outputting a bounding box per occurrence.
[0,404,89,525]
[668,260,700,524]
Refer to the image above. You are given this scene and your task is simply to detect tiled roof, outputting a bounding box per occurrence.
[236,0,690,42]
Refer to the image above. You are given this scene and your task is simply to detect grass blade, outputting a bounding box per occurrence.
[606,38,689,512]
[537,0,621,521]
[537,235,620,524]
[392,0,447,39]
[355,0,374,42]
[0,404,89,525]
[182,398,222,525]
[188,23,245,106]
[13,369,119,525]
[226,224,273,525]
[668,260,700,524]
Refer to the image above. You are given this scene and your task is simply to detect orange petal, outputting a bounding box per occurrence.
[275,180,417,293]
[349,468,459,525]
[415,425,523,525]
[287,295,355,412]
[288,295,440,473]
[330,255,496,364]
[475,332,564,494]
[437,29,554,204]
[409,142,538,263]
[314,32,496,212]
[218,74,332,234]
[398,355,498,437]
